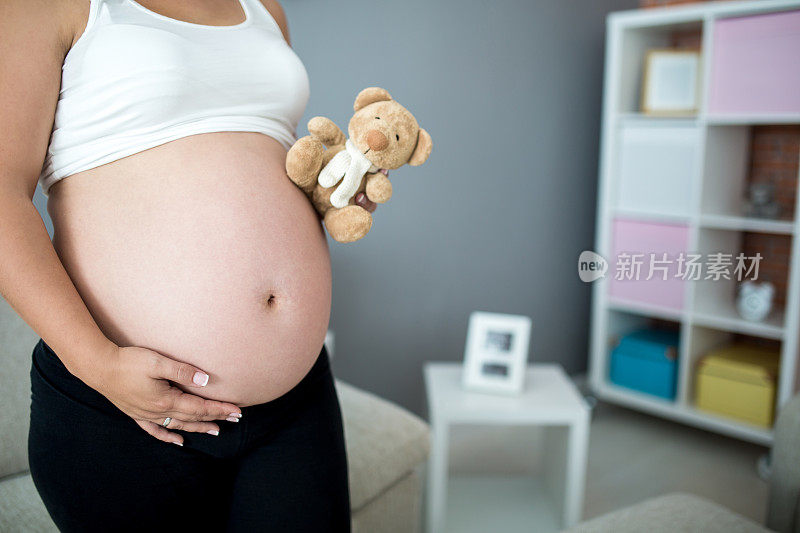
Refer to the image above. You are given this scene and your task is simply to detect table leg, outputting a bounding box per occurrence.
[426,418,449,533]
[563,414,590,527]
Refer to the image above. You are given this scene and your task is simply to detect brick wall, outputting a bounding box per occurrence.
[749,126,800,222]
[639,0,799,316]
[742,126,800,310]
[741,232,791,309]
[669,28,702,48]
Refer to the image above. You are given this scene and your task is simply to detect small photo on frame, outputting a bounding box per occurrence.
[641,49,701,116]
[462,311,532,395]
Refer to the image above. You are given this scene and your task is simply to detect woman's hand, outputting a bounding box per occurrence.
[90,345,243,446]
[316,193,376,222]
[354,192,377,213]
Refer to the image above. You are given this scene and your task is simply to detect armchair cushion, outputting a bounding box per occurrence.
[0,298,41,479]
[0,473,57,532]
[335,380,430,512]
[564,493,767,533]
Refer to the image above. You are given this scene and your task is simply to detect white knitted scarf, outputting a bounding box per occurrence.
[318,139,379,208]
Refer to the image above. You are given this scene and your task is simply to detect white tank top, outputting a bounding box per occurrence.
[39,0,310,196]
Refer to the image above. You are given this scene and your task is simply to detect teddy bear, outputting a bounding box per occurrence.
[285,87,432,243]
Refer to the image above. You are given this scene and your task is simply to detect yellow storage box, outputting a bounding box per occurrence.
[695,343,780,427]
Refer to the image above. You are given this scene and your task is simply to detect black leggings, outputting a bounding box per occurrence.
[28,338,351,532]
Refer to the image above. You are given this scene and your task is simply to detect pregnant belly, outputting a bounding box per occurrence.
[47,133,332,406]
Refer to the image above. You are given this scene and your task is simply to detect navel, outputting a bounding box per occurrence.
[262,292,278,310]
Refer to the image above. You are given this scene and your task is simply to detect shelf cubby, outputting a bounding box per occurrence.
[604,310,680,345]
[699,124,799,225]
[692,228,789,339]
[613,121,701,218]
[603,310,682,404]
[707,9,800,117]
[685,326,782,428]
[608,217,690,311]
[699,125,751,219]
[617,20,704,115]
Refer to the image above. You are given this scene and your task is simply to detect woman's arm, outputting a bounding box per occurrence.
[0,0,114,377]
[0,0,241,444]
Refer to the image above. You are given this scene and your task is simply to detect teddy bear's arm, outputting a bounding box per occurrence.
[365,172,393,204]
[308,116,346,148]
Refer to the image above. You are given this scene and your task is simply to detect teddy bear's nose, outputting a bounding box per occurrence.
[366,129,389,152]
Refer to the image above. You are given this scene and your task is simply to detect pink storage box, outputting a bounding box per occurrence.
[709,9,800,115]
[608,218,689,310]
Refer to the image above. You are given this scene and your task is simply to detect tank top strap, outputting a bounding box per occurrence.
[240,0,285,37]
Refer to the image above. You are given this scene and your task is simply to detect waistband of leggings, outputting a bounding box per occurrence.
[34,338,332,415]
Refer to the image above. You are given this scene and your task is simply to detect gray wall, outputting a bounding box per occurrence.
[284,0,637,416]
[33,0,638,417]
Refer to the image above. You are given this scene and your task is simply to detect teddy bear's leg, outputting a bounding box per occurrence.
[312,182,335,218]
[285,135,324,194]
[323,205,373,243]
[365,172,393,204]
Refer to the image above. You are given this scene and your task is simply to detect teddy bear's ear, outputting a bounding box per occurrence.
[354,87,393,112]
[408,128,432,166]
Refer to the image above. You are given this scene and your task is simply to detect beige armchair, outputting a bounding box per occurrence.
[0,298,430,533]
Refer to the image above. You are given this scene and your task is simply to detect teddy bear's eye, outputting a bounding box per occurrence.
[395,134,400,141]
[374,116,380,120]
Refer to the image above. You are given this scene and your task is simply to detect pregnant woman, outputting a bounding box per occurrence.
[0,0,356,530]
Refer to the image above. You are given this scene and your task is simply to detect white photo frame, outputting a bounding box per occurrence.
[462,311,532,395]
[641,49,701,116]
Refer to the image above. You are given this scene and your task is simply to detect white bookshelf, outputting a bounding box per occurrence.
[590,0,800,446]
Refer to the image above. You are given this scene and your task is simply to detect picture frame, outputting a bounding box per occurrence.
[640,49,701,116]
[462,311,532,395]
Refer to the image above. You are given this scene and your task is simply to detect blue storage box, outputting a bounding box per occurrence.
[609,329,679,400]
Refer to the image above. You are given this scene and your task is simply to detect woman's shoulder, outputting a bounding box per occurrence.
[1,0,85,55]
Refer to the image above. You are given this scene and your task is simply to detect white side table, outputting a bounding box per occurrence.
[424,362,590,533]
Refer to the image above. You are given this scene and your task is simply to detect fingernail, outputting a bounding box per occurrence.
[226,416,240,423]
[207,430,219,436]
[172,441,183,446]
[193,371,209,387]
[228,412,242,418]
